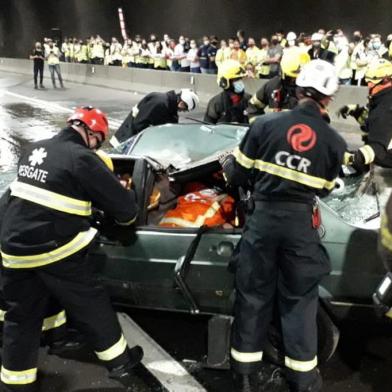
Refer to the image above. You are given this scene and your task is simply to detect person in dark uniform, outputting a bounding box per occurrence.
[30,42,45,89]
[0,107,143,391]
[339,58,392,172]
[221,60,346,392]
[110,89,199,147]
[247,51,310,123]
[204,60,251,124]
[308,33,335,64]
[198,36,211,74]
[207,36,219,74]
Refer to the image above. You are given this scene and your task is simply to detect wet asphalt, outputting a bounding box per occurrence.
[0,70,391,392]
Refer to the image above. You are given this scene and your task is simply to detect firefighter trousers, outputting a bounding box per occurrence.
[0,249,130,391]
[231,201,331,391]
[0,291,67,345]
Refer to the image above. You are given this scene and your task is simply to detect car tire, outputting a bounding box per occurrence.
[263,304,340,365]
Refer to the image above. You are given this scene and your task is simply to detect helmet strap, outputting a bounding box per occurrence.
[82,125,91,149]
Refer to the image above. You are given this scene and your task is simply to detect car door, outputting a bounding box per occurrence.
[94,123,247,315]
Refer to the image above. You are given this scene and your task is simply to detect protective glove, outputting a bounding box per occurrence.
[331,177,345,194]
[337,104,368,126]
[342,151,369,176]
[373,271,392,319]
[218,152,235,170]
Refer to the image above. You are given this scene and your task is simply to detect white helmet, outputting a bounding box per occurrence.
[180,89,199,111]
[311,33,323,42]
[287,32,297,41]
[296,59,339,96]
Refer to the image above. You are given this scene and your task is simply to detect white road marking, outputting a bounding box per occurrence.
[117,312,207,392]
[4,91,123,128]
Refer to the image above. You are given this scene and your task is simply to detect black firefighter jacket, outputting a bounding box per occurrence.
[111,90,179,146]
[204,90,251,124]
[357,88,392,168]
[0,128,138,269]
[247,76,299,122]
[223,99,346,203]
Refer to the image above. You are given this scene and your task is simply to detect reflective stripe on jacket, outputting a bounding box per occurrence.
[0,128,138,266]
[225,100,346,203]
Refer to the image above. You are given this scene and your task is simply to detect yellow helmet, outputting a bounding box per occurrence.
[365,58,392,83]
[217,60,247,89]
[281,51,311,79]
[96,149,114,172]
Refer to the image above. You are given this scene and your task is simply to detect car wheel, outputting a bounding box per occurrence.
[263,305,340,365]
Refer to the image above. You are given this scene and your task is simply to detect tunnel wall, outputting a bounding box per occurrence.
[0,57,367,131]
[0,0,391,58]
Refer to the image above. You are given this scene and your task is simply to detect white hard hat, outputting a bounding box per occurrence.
[311,33,323,41]
[296,59,339,96]
[180,89,199,111]
[287,32,297,41]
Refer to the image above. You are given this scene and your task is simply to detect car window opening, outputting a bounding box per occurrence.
[111,157,245,230]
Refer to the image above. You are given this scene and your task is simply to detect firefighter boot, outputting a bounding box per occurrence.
[232,372,259,392]
[288,369,322,392]
[108,345,144,387]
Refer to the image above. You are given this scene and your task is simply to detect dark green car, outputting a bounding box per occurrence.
[89,123,386,368]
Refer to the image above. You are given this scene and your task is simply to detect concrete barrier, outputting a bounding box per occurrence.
[0,57,368,131]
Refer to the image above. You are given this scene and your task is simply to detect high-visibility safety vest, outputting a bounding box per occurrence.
[0,128,138,269]
[160,188,235,228]
[76,44,89,62]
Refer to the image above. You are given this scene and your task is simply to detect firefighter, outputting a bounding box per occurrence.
[204,60,251,124]
[0,149,116,354]
[0,107,143,391]
[221,60,346,392]
[373,193,392,318]
[247,51,311,123]
[110,89,199,147]
[339,58,392,173]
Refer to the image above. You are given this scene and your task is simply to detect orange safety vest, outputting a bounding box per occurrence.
[160,188,235,228]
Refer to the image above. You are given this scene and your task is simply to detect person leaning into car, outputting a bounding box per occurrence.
[220,60,346,392]
[0,107,143,391]
[110,89,199,147]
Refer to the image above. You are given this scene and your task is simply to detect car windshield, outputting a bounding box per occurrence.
[322,173,390,229]
[115,123,248,170]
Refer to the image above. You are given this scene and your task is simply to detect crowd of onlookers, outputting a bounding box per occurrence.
[34,29,392,86]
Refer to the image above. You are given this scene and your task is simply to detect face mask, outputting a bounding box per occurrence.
[179,39,185,45]
[233,80,245,94]
[288,40,295,47]
[353,36,361,42]
[372,42,381,50]
[271,39,279,45]
[204,41,209,46]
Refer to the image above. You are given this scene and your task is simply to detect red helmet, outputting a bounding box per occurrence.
[67,106,109,140]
